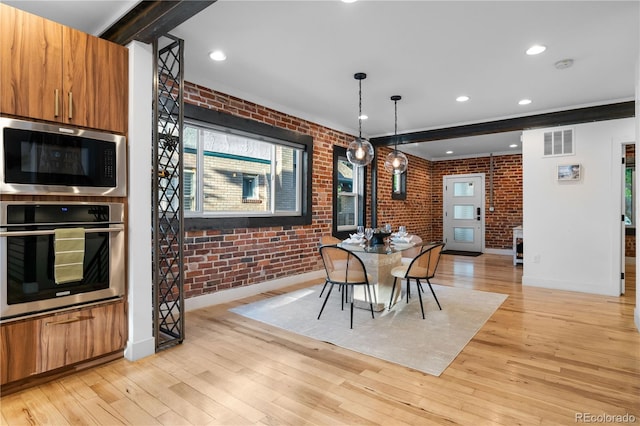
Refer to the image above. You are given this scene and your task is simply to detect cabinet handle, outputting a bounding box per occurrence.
[54,89,59,117]
[45,315,93,326]
[68,92,73,119]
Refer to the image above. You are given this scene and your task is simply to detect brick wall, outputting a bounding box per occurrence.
[431,154,523,250]
[181,82,524,300]
[182,82,353,298]
[375,146,433,241]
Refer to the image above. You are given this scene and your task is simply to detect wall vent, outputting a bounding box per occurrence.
[543,128,574,156]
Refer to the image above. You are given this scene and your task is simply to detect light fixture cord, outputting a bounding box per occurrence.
[358,78,362,139]
[394,98,398,154]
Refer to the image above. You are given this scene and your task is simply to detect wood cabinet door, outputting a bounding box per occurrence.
[64,27,128,134]
[0,3,63,121]
[38,300,127,372]
[0,319,40,385]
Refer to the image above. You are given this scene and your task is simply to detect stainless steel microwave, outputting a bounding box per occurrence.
[0,117,126,196]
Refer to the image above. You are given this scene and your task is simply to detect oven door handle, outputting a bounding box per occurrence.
[0,225,124,237]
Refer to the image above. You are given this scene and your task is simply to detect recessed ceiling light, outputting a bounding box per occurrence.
[446,150,453,155]
[509,144,518,148]
[456,95,470,102]
[342,0,357,3]
[358,114,368,120]
[518,99,532,105]
[209,50,227,61]
[526,44,546,55]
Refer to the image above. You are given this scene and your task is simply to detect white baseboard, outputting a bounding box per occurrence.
[124,337,155,361]
[522,275,620,296]
[483,248,512,256]
[185,269,326,312]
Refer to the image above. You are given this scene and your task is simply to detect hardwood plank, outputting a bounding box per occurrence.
[40,381,102,425]
[110,397,162,425]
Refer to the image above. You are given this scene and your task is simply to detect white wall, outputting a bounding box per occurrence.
[124,41,155,361]
[522,118,635,296]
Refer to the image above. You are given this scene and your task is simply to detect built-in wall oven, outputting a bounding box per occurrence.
[0,117,126,196]
[0,202,125,320]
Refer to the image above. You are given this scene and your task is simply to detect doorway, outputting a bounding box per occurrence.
[622,143,636,296]
[443,174,485,252]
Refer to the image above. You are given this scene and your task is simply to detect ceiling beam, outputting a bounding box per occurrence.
[370,101,635,147]
[100,0,216,45]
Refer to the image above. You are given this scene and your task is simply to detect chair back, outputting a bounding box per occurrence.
[319,245,368,285]
[319,235,348,270]
[406,242,445,280]
[401,235,424,259]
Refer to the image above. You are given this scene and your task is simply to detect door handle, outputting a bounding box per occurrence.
[476,207,481,221]
[68,92,73,119]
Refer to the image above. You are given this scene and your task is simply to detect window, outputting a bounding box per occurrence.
[183,103,312,229]
[242,174,259,200]
[392,172,406,200]
[184,122,302,216]
[333,146,365,238]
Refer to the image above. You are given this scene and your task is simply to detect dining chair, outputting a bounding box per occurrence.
[389,242,446,319]
[318,245,375,329]
[318,235,346,298]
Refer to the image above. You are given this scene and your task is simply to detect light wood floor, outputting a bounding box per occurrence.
[2,254,639,425]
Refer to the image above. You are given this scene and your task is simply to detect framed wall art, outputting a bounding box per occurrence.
[557,163,581,181]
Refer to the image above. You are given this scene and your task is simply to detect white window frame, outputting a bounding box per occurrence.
[336,155,362,232]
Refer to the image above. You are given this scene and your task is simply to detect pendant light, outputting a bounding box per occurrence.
[346,73,374,167]
[384,95,408,174]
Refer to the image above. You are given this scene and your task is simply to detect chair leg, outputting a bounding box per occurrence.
[416,279,425,319]
[342,284,348,311]
[426,278,442,310]
[406,278,411,303]
[317,283,335,320]
[389,277,398,310]
[319,279,329,298]
[350,299,354,329]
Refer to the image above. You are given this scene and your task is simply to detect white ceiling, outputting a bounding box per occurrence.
[5,0,639,161]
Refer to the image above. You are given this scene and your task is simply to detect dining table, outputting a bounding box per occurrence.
[339,236,417,312]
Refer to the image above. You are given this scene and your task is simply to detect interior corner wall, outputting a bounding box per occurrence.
[522,118,635,296]
[124,40,155,361]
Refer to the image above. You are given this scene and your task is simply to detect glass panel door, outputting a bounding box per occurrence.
[443,174,484,252]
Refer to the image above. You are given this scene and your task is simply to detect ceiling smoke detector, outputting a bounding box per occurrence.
[555,59,574,70]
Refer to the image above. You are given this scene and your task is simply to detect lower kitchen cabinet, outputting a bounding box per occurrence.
[0,299,127,386]
[0,319,40,384]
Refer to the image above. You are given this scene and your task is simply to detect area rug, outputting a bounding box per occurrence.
[442,250,483,257]
[230,284,507,376]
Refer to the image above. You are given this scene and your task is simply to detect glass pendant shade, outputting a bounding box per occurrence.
[347,72,374,167]
[347,137,374,167]
[384,94,408,174]
[384,149,408,174]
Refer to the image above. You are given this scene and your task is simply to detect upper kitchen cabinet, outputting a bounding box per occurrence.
[0,4,128,134]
